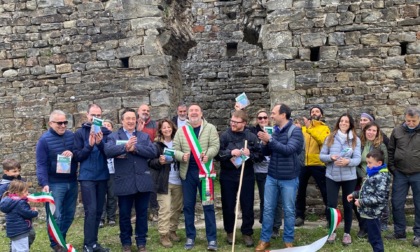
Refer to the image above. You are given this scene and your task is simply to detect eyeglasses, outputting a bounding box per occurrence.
[51,121,69,126]
[90,114,102,118]
[230,120,244,125]
[258,116,268,120]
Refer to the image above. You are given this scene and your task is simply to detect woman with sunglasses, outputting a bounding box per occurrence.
[249,109,283,238]
[148,119,182,248]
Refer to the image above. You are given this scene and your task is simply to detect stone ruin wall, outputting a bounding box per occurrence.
[0,0,419,215]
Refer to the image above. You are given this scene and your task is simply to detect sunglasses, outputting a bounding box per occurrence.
[257,116,268,120]
[52,121,69,126]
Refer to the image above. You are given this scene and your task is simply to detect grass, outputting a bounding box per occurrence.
[0,216,418,252]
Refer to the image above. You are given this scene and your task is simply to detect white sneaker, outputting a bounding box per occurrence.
[327,232,336,243]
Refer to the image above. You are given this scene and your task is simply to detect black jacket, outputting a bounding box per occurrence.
[148,141,180,194]
[217,128,262,181]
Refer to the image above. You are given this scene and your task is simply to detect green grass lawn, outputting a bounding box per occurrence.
[0,217,418,252]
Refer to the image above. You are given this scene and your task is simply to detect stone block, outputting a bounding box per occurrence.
[97,50,115,61]
[407,41,420,54]
[401,5,419,18]
[37,0,65,8]
[0,60,13,70]
[30,66,45,75]
[398,17,420,26]
[95,97,122,111]
[301,33,326,47]
[129,77,168,90]
[328,32,345,46]
[131,17,164,30]
[320,46,337,60]
[360,34,382,45]
[345,31,360,45]
[384,56,405,67]
[0,26,12,35]
[3,69,18,78]
[385,70,403,79]
[389,32,417,42]
[150,89,170,106]
[122,95,149,108]
[339,12,355,25]
[361,10,383,23]
[266,48,298,60]
[31,14,66,24]
[63,20,76,28]
[130,55,169,69]
[45,65,55,74]
[264,0,293,10]
[325,13,339,27]
[339,58,371,68]
[269,71,295,91]
[56,63,72,73]
[262,31,292,49]
[86,61,108,70]
[271,91,306,110]
[389,91,412,99]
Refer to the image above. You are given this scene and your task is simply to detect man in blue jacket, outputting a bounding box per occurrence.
[74,104,111,252]
[255,104,304,251]
[104,108,157,252]
[36,110,78,252]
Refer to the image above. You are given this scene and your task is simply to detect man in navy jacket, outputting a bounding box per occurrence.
[36,110,78,252]
[256,104,304,251]
[104,108,157,252]
[73,104,111,252]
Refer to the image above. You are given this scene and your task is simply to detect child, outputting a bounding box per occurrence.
[100,119,117,228]
[0,180,38,252]
[347,149,390,252]
[0,159,36,250]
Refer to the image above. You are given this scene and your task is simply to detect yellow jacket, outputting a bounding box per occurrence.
[302,120,330,166]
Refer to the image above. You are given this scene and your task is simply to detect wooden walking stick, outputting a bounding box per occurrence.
[231,140,248,252]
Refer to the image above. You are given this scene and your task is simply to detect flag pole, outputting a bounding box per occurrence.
[231,140,248,252]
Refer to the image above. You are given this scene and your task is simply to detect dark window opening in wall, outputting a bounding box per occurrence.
[227,42,238,57]
[310,47,320,61]
[120,57,129,68]
[401,42,408,55]
[227,12,236,19]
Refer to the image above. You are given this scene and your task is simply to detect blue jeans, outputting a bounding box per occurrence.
[182,167,217,242]
[118,192,150,247]
[48,182,78,248]
[80,180,107,246]
[391,170,420,236]
[255,173,282,229]
[260,175,298,243]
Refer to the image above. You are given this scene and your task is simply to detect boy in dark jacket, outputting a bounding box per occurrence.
[347,149,390,252]
[0,180,38,252]
[0,159,36,250]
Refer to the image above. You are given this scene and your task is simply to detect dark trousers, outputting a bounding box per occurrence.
[326,178,357,233]
[255,173,282,229]
[391,170,420,236]
[101,174,117,222]
[220,177,254,235]
[366,218,384,252]
[118,192,150,247]
[80,180,107,246]
[295,166,328,219]
[182,167,217,242]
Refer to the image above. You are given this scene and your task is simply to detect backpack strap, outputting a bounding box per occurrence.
[287,124,296,139]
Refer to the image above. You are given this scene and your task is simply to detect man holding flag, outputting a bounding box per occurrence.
[173,104,220,251]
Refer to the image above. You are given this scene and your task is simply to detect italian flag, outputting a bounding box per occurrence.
[28,192,77,252]
[270,208,342,252]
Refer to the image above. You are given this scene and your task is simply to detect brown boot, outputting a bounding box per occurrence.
[169,231,181,242]
[255,240,270,252]
[243,234,254,247]
[226,233,233,244]
[285,242,293,248]
[160,234,173,248]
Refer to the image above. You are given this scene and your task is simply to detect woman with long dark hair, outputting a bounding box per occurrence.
[320,113,361,245]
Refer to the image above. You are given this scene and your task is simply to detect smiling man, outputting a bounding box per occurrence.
[36,110,78,252]
[173,104,220,251]
[73,104,112,252]
[217,110,261,247]
[386,107,420,246]
[104,108,157,252]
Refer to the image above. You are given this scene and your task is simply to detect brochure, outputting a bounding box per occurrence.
[163,147,175,157]
[231,153,250,168]
[56,155,71,174]
[264,126,273,135]
[235,92,250,109]
[92,117,103,134]
[116,140,129,158]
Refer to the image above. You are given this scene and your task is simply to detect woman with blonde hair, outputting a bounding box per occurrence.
[148,119,182,248]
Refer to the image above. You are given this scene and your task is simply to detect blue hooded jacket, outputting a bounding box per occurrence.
[73,123,112,181]
[0,196,38,238]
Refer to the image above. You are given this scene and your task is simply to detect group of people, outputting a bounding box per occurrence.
[0,102,419,252]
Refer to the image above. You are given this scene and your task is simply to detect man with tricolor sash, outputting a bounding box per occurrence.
[173,104,220,251]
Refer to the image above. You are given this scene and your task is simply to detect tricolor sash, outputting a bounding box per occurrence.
[182,125,216,205]
[28,192,77,252]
